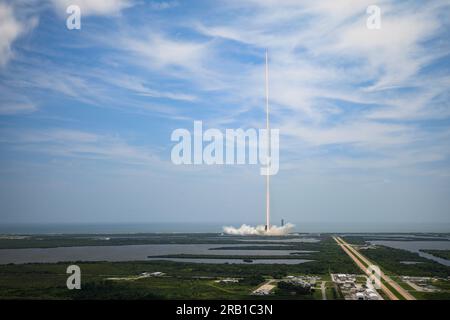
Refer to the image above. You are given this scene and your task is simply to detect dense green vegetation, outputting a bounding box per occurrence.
[0,260,321,300]
[0,233,257,249]
[0,235,361,299]
[0,234,360,275]
[421,249,450,260]
[341,234,450,277]
[0,233,317,249]
[210,245,303,250]
[1,233,449,299]
[148,254,310,259]
[360,246,450,278]
[0,261,256,299]
[396,277,450,300]
[277,281,311,294]
[342,234,450,244]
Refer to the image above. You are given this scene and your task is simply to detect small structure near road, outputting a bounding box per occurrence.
[285,275,320,285]
[107,271,166,281]
[277,279,312,295]
[141,271,165,277]
[214,278,239,284]
[401,276,439,293]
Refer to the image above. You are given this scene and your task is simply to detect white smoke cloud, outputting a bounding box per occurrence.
[223,223,294,236]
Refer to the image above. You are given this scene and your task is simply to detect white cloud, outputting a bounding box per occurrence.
[0,102,37,115]
[102,73,197,102]
[2,0,449,178]
[283,120,412,148]
[0,3,37,66]
[1,0,135,66]
[331,8,440,89]
[50,0,134,16]
[193,0,450,172]
[3,128,166,167]
[122,33,209,72]
[149,1,178,10]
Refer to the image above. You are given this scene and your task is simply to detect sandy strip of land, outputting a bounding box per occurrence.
[252,279,276,295]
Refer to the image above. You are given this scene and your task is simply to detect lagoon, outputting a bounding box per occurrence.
[0,243,306,265]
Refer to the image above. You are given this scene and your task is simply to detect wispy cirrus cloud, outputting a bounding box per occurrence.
[0,101,37,115]
[0,2,38,66]
[1,0,449,225]
[190,0,450,170]
[49,0,135,16]
[1,127,165,167]
[4,0,448,176]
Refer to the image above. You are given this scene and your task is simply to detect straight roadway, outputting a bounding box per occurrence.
[333,236,416,300]
[335,237,415,300]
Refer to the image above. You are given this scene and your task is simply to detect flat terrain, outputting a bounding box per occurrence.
[421,249,450,260]
[0,233,449,300]
[334,236,414,300]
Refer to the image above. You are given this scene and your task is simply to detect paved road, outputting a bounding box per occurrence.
[336,237,416,300]
[333,236,398,300]
[320,281,327,300]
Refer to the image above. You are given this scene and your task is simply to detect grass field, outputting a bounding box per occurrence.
[0,261,328,299]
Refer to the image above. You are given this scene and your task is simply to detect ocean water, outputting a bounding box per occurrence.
[0,223,224,234]
[1,222,449,234]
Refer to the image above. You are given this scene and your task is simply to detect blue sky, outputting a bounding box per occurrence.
[0,0,449,228]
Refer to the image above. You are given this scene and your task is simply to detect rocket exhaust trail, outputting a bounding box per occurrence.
[222,50,295,236]
[265,49,270,232]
